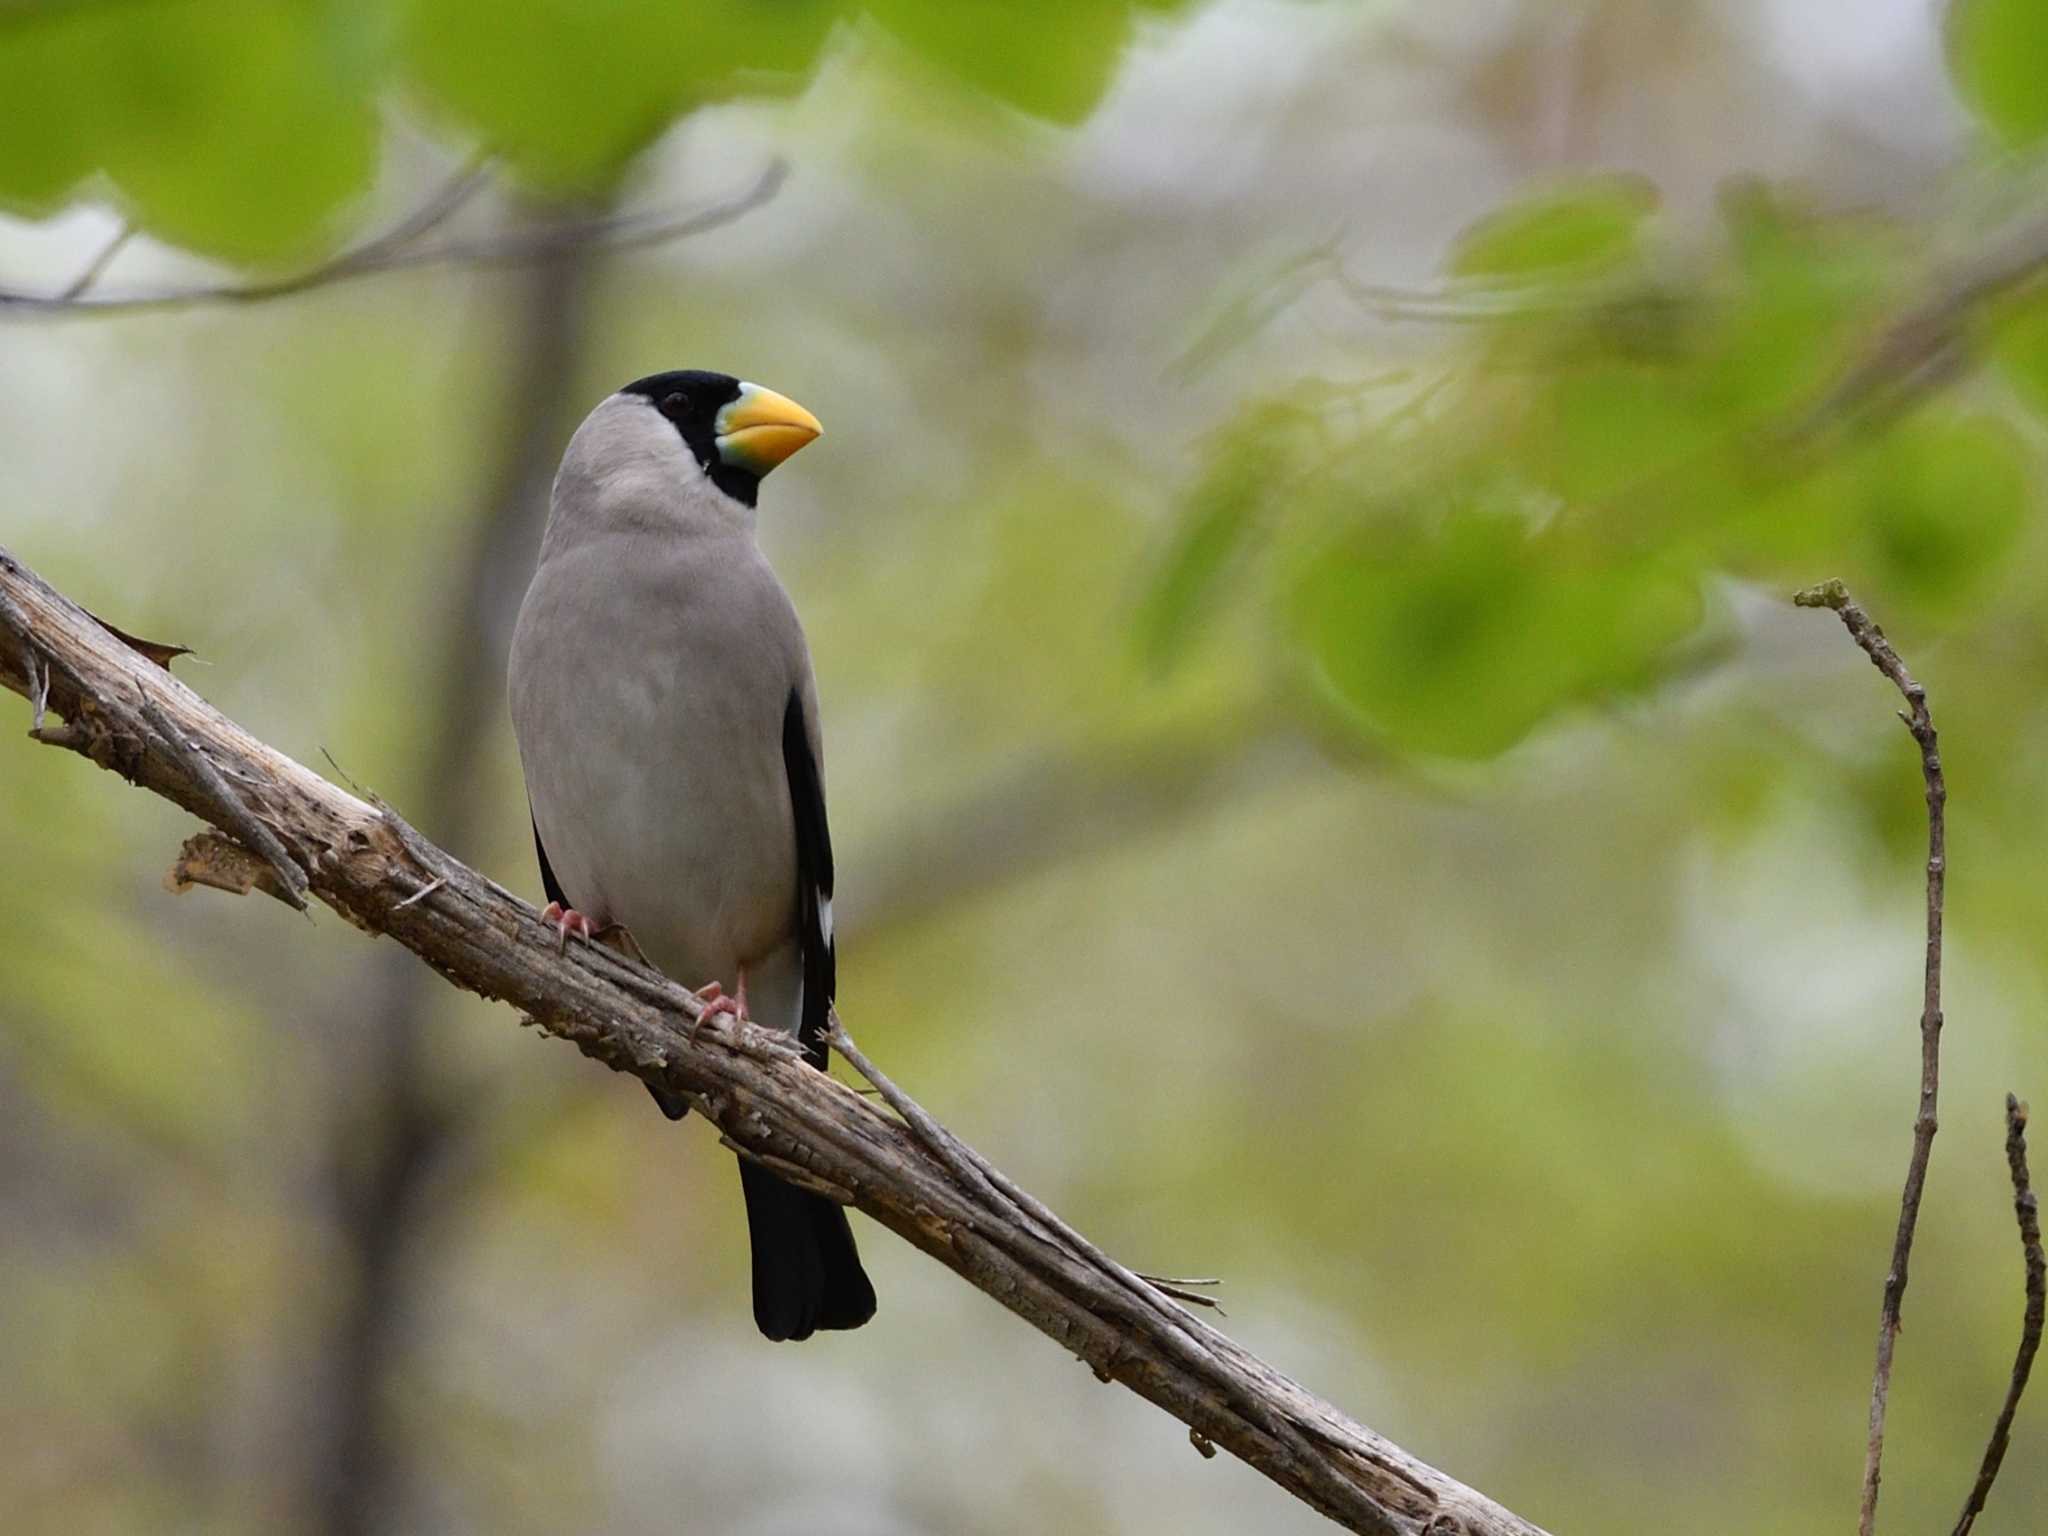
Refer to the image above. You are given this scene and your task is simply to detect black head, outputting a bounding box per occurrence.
[621,369,821,507]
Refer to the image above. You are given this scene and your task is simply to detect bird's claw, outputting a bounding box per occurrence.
[688,978,748,1045]
[540,901,596,954]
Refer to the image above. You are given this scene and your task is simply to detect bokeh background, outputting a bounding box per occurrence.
[4,2,2048,1533]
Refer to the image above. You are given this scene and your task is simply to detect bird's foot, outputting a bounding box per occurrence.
[687,973,749,1044]
[540,901,597,953]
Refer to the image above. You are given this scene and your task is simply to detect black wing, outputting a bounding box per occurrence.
[781,687,835,1071]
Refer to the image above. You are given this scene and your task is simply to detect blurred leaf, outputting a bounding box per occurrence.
[1707,450,1860,572]
[1289,498,1702,759]
[0,1,381,263]
[1705,183,1896,420]
[1947,0,2048,148]
[0,10,102,210]
[1855,409,2029,611]
[1985,285,2048,419]
[1136,451,1265,671]
[1447,174,1658,281]
[1517,359,1722,506]
[864,0,1151,124]
[401,0,841,192]
[1136,402,1327,669]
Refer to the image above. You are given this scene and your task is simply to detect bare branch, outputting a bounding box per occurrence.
[55,220,134,301]
[1950,1094,2045,1536]
[325,156,494,271]
[1793,580,1947,1536]
[0,160,787,319]
[0,542,1553,1536]
[1785,206,2048,446]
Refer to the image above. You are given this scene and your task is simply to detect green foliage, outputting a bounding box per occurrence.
[1134,401,1321,670]
[1947,0,2048,148]
[1447,174,1658,280]
[1289,500,1701,759]
[1851,410,2029,611]
[1154,175,2046,763]
[398,0,842,191]
[1706,182,1900,418]
[1986,286,2048,416]
[0,0,1188,255]
[0,0,381,264]
[864,0,1149,125]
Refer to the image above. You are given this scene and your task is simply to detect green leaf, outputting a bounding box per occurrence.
[863,0,1142,124]
[1947,0,2048,148]
[1520,360,1723,506]
[1704,184,1895,422]
[399,0,840,192]
[1855,410,2029,611]
[1447,175,1658,281]
[1985,286,2048,420]
[1290,500,1702,760]
[1136,445,1267,670]
[0,11,104,212]
[0,1,382,264]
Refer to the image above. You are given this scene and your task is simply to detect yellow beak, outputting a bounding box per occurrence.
[715,383,822,475]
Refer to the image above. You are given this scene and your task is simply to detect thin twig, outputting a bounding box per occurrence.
[1794,580,1946,1536]
[322,156,494,273]
[1784,205,2048,447]
[0,160,788,318]
[1950,1094,2045,1536]
[390,877,444,912]
[55,220,133,301]
[825,1012,1012,1216]
[1138,1274,1227,1313]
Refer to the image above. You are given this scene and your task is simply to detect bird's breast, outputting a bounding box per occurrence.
[509,535,803,987]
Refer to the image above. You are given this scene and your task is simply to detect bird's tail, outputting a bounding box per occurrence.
[737,1156,877,1342]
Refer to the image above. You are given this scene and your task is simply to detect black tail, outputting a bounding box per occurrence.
[738,1157,877,1342]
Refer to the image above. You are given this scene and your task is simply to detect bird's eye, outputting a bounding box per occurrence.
[661,391,690,418]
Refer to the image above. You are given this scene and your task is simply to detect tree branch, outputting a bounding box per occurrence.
[0,543,1553,1536]
[1793,580,1947,1536]
[53,219,134,300]
[1783,205,2048,446]
[0,160,787,319]
[1950,1094,2045,1536]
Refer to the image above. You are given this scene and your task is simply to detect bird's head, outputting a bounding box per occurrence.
[619,369,822,509]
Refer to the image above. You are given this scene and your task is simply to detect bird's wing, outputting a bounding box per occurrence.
[781,684,835,1070]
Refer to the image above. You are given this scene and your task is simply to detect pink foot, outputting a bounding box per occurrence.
[688,969,750,1042]
[541,901,596,953]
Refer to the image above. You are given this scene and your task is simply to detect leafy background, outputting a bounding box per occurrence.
[3,1,2047,1533]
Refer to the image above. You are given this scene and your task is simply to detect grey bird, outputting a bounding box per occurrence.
[508,370,875,1341]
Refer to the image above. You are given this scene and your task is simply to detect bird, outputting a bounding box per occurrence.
[507,369,876,1342]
